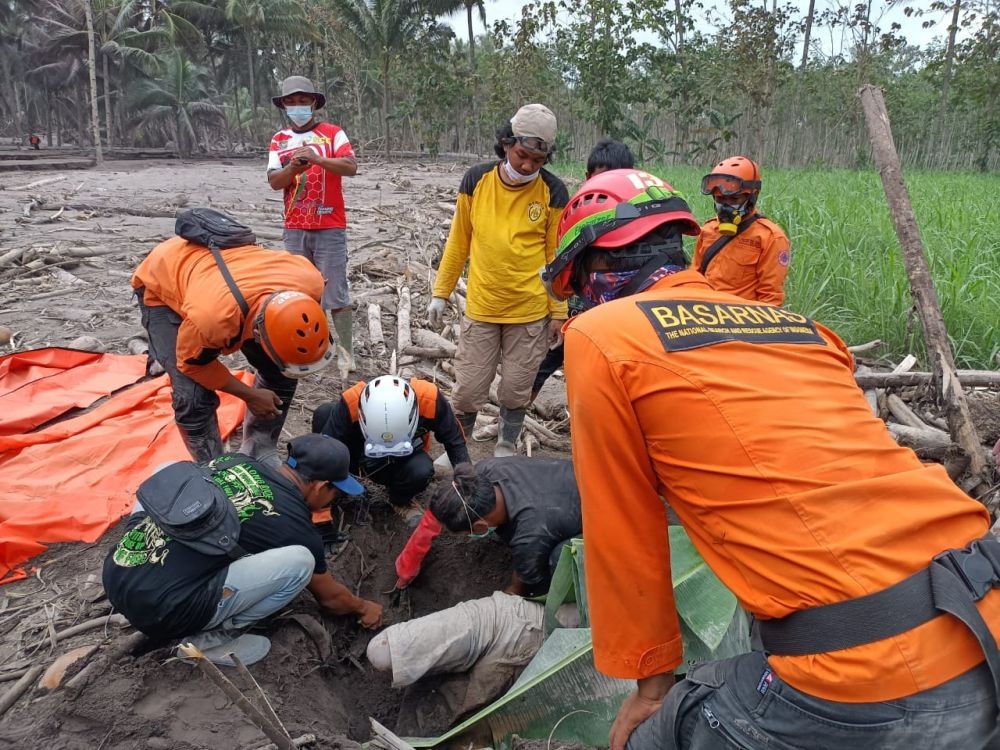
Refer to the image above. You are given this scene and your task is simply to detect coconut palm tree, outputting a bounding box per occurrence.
[326,0,428,156]
[127,46,226,156]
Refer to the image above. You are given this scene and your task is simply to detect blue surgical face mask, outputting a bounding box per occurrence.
[286,106,313,127]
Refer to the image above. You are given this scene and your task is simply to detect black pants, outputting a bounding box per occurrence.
[138,289,297,440]
[360,450,434,506]
[532,343,564,395]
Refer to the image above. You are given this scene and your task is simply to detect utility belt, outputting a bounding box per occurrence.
[754,534,1000,711]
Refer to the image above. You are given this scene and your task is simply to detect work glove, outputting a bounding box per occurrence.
[427,297,447,330]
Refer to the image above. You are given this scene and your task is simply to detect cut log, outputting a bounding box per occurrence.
[887,422,952,460]
[367,303,386,355]
[0,664,44,718]
[400,346,453,360]
[396,286,412,352]
[411,329,457,357]
[887,394,932,430]
[859,84,988,488]
[855,371,1000,389]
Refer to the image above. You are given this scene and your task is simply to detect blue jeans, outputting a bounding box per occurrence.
[627,650,998,750]
[200,546,314,632]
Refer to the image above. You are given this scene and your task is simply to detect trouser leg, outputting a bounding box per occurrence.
[237,340,297,469]
[200,546,315,632]
[138,290,222,463]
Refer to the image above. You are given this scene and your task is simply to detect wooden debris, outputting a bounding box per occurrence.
[67,335,106,353]
[887,394,932,430]
[5,175,67,192]
[847,339,883,354]
[65,631,146,695]
[887,423,953,460]
[0,326,10,347]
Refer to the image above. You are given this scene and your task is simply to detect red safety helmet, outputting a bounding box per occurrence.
[700,156,761,200]
[253,291,333,378]
[542,169,699,301]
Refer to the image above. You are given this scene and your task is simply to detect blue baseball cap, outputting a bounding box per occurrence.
[286,434,364,495]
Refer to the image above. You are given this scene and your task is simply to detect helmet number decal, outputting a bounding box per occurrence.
[625,171,665,190]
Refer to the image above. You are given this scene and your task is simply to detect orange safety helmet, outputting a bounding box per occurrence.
[253,291,333,378]
[542,169,699,301]
[700,156,762,202]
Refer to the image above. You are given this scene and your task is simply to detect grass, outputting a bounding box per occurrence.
[550,162,1000,369]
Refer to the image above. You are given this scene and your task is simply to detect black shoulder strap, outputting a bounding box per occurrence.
[206,242,250,348]
[698,214,760,275]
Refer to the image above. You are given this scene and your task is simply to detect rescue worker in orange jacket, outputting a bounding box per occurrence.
[542,168,1000,750]
[311,376,470,528]
[690,155,790,305]
[132,236,332,464]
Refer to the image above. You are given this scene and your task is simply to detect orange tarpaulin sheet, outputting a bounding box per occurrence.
[0,348,249,583]
[0,348,148,436]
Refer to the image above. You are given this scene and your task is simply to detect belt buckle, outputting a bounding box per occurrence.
[934,541,999,602]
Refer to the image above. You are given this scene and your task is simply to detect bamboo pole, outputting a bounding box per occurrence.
[857,85,989,492]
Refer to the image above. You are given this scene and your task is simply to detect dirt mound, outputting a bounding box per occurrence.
[0,489,514,749]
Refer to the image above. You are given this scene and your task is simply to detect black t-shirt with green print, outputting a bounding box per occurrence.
[102,454,326,640]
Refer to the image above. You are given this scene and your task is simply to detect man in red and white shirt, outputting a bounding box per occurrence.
[267,76,358,372]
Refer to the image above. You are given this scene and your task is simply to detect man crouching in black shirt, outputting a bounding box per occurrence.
[103,434,383,666]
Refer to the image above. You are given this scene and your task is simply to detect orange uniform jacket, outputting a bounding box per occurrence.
[564,269,999,703]
[690,214,790,305]
[131,237,325,391]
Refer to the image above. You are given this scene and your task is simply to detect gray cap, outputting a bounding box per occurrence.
[272,76,326,110]
[511,103,557,144]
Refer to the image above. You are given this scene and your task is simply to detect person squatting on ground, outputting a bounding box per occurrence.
[132,234,332,464]
[543,167,1000,749]
[395,457,582,595]
[267,76,359,373]
[690,155,791,305]
[531,138,635,401]
[311,375,470,529]
[103,435,383,666]
[428,104,569,457]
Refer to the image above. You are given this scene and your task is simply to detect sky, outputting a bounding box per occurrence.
[440,0,958,57]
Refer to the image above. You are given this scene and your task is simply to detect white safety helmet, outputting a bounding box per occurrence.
[358,376,420,458]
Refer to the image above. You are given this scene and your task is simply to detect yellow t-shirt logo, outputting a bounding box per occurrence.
[527,202,544,222]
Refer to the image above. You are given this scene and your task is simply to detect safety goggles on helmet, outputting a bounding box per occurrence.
[542,185,690,293]
[700,173,761,197]
[363,438,414,459]
[505,135,554,155]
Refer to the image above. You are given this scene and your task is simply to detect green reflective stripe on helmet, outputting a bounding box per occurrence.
[556,187,685,257]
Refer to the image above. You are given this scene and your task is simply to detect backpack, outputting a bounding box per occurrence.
[174,207,254,346]
[174,207,256,250]
[136,461,246,559]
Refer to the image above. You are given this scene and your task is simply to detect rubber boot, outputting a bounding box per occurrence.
[331,309,356,373]
[239,403,290,471]
[495,407,526,458]
[456,411,478,442]
[178,421,224,465]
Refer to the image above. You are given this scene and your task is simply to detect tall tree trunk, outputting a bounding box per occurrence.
[801,0,815,67]
[5,76,23,143]
[466,2,476,70]
[673,0,684,52]
[102,51,114,148]
[84,0,103,164]
[46,88,53,146]
[937,0,961,133]
[245,34,258,140]
[382,53,390,158]
[233,89,246,150]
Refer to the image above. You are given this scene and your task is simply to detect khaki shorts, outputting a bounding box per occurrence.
[451,316,549,413]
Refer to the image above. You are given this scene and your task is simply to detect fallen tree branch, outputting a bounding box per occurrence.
[250,734,317,750]
[178,643,293,750]
[847,339,883,354]
[0,664,43,719]
[859,84,988,488]
[5,175,67,191]
[886,394,932,430]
